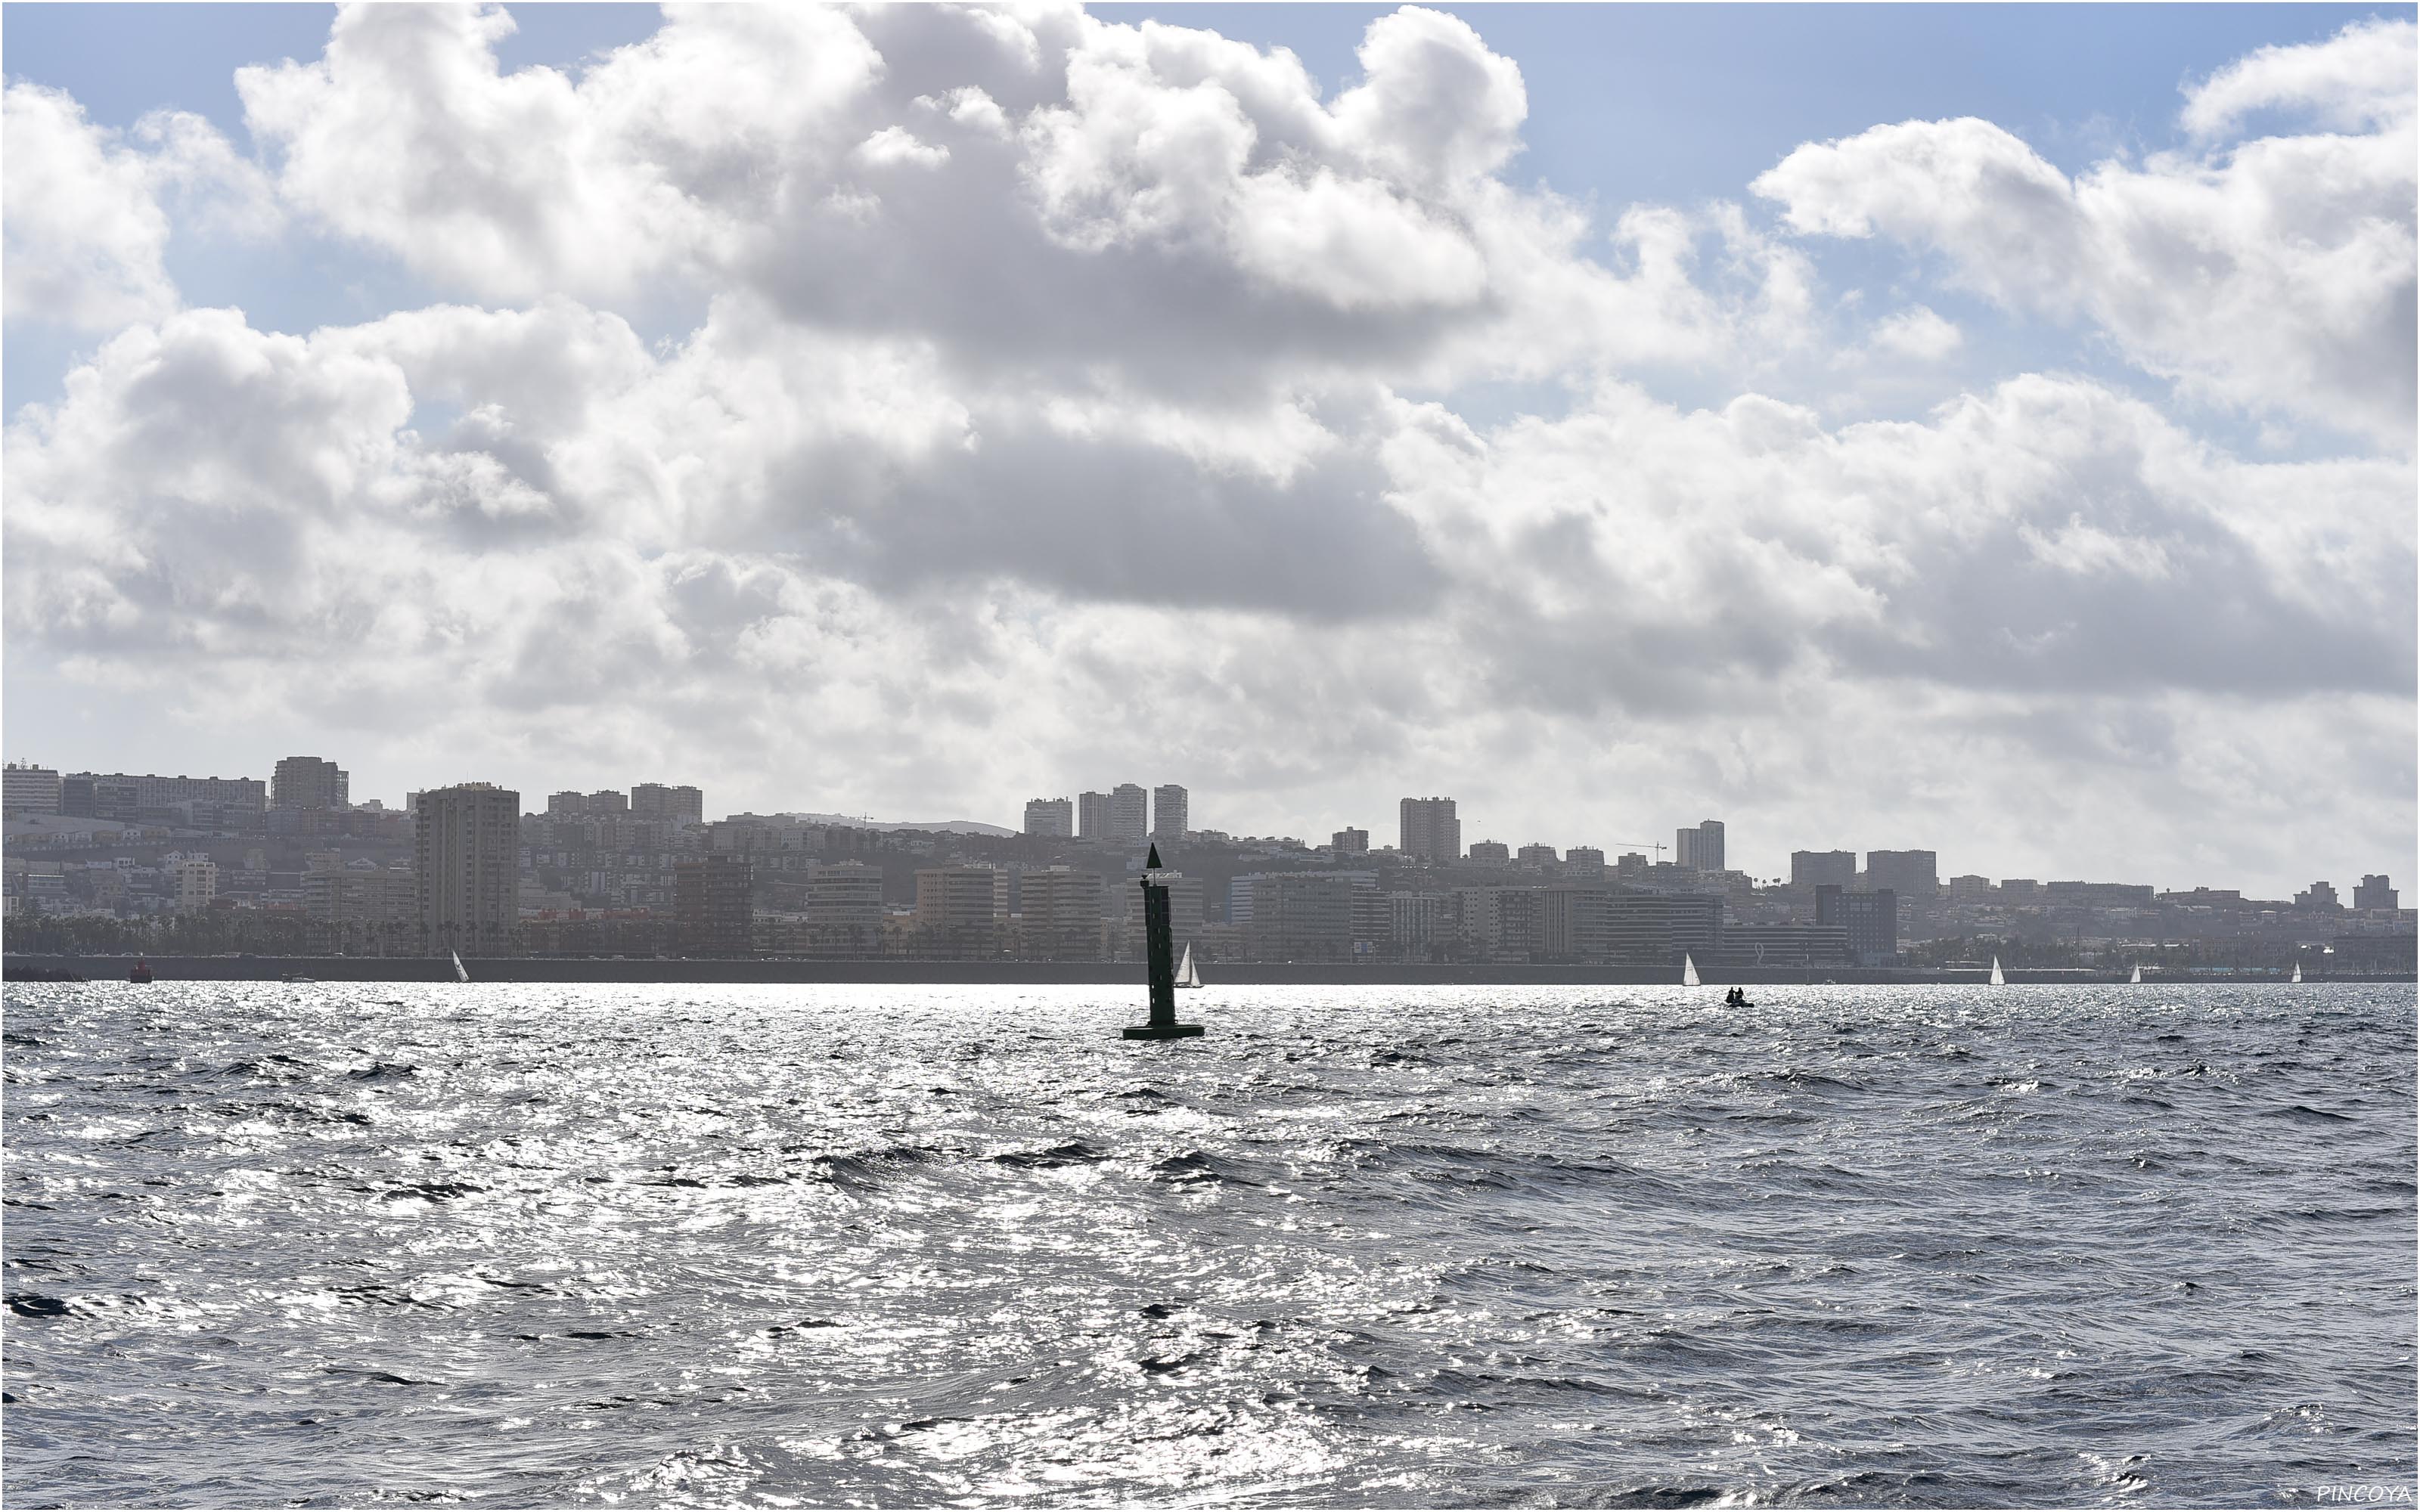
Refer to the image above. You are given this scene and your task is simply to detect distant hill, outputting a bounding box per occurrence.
[793,812,1017,838]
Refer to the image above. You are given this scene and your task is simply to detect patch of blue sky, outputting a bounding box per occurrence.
[1097,4,2403,191]
[2,4,337,134]
[486,2,667,79]
[1,327,104,422]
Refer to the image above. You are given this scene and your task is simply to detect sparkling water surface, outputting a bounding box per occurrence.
[4,982,2413,1507]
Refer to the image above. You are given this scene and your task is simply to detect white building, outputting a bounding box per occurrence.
[173,857,219,912]
[2,763,62,816]
[271,755,349,811]
[1018,866,1105,959]
[1398,797,1460,861]
[804,861,885,951]
[1151,784,1188,841]
[415,782,521,955]
[1109,783,1150,845]
[1675,819,1725,872]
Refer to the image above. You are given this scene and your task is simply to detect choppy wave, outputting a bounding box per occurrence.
[3,981,2413,1506]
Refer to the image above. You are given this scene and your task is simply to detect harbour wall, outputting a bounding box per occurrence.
[7,954,2398,987]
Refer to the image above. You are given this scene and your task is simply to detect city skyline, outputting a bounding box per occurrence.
[8,744,2405,976]
[5,751,2409,906]
[3,4,2412,905]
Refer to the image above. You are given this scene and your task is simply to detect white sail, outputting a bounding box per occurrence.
[2291,961,2302,984]
[451,949,469,984]
[2130,963,2142,984]
[1989,956,2005,987]
[1175,943,1201,988]
[1681,953,1700,988]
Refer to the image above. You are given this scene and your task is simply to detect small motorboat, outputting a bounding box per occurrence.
[127,960,153,984]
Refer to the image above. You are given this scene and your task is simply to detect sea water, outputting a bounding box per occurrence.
[4,982,2413,1506]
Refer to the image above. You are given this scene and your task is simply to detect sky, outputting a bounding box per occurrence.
[2,2,2412,896]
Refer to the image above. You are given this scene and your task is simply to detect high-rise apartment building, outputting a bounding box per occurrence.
[675,854,755,956]
[1019,866,1106,959]
[1467,840,1509,864]
[3,759,62,817]
[272,756,349,811]
[1675,820,1725,872]
[630,783,704,826]
[414,782,520,956]
[1602,891,1723,965]
[547,791,586,817]
[1332,827,1370,854]
[2355,875,2400,911]
[1516,843,1559,867]
[1078,791,1111,843]
[1817,885,1898,965]
[1240,872,1368,962]
[2295,880,2341,912]
[585,790,629,816]
[1791,850,1857,889]
[1865,850,1938,902]
[63,772,265,826]
[1565,846,1606,878]
[1388,891,1448,953]
[915,866,1009,954]
[1152,784,1188,841]
[1398,797,1460,862]
[804,861,885,953]
[3,763,62,816]
[1109,783,1150,845]
[172,857,219,912]
[60,774,138,820]
[1024,798,1074,838]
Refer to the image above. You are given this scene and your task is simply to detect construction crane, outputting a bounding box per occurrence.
[1606,840,1669,861]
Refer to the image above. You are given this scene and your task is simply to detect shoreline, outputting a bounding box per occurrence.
[6,954,2403,987]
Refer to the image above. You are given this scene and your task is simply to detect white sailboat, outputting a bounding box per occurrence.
[1681,953,1701,988]
[2291,961,2302,984]
[1988,956,2006,987]
[2130,963,2142,985]
[451,949,470,984]
[1174,943,1202,989]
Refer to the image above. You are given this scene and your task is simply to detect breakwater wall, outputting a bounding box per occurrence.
[6,954,2380,987]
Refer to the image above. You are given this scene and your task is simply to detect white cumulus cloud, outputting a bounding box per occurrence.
[1752,17,2418,445]
[0,4,2410,891]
